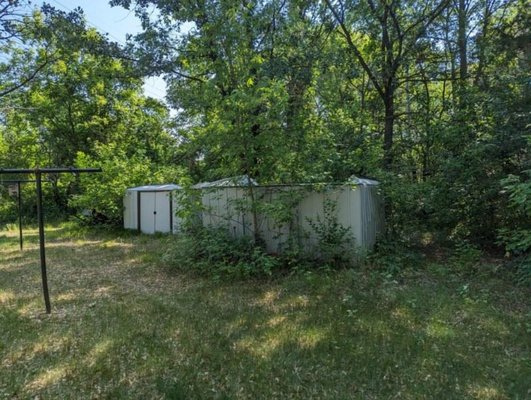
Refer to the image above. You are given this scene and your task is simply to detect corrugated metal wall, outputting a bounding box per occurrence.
[359,185,385,249]
[123,190,137,230]
[198,184,383,253]
[201,187,255,237]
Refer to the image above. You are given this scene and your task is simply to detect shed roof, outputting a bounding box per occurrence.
[348,176,380,186]
[192,175,258,189]
[127,184,181,192]
[189,175,378,189]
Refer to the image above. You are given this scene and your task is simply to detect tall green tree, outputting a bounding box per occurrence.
[0,6,180,221]
[322,0,451,169]
[112,0,336,183]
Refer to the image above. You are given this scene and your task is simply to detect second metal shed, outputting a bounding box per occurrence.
[123,184,182,234]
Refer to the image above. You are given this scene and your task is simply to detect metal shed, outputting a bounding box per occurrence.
[194,176,384,253]
[192,176,258,238]
[123,184,182,234]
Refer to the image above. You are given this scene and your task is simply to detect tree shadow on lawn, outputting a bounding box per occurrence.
[155,279,529,399]
[0,235,529,399]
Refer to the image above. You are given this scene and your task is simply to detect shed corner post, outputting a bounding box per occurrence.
[169,191,174,234]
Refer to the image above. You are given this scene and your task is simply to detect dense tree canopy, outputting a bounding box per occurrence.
[0,5,179,221]
[0,0,529,254]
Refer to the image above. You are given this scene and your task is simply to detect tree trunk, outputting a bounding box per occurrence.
[383,89,395,170]
[474,0,492,88]
[457,0,468,82]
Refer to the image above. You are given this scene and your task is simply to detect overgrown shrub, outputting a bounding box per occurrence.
[369,239,425,275]
[0,180,69,227]
[70,145,183,225]
[509,255,531,287]
[163,190,362,279]
[162,226,279,279]
[449,241,483,274]
[306,199,357,268]
[376,171,431,242]
[497,171,531,256]
[497,171,531,286]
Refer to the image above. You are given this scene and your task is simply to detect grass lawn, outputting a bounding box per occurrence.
[0,223,529,399]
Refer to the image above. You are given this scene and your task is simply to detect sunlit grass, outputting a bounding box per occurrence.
[0,223,530,399]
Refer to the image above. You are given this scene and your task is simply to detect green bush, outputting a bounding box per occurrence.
[162,226,279,279]
[497,171,531,286]
[449,241,483,274]
[70,145,183,225]
[163,191,361,279]
[369,239,425,275]
[497,171,531,255]
[511,255,531,287]
[306,199,357,268]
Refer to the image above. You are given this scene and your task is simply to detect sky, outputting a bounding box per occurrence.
[32,0,168,101]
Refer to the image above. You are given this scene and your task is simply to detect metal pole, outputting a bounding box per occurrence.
[17,181,23,251]
[36,171,51,314]
[0,167,101,174]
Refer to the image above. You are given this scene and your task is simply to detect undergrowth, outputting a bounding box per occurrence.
[162,226,280,280]
[162,223,359,280]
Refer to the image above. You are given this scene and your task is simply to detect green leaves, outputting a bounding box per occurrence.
[498,171,531,255]
[0,4,179,224]
[501,171,531,217]
[71,144,183,222]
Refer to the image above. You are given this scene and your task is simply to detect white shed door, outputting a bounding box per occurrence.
[140,192,156,234]
[139,191,171,234]
[154,192,171,233]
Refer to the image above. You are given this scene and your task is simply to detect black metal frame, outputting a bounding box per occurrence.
[0,168,101,314]
[0,179,47,250]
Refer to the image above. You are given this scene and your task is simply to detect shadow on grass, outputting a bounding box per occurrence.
[1,229,529,399]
